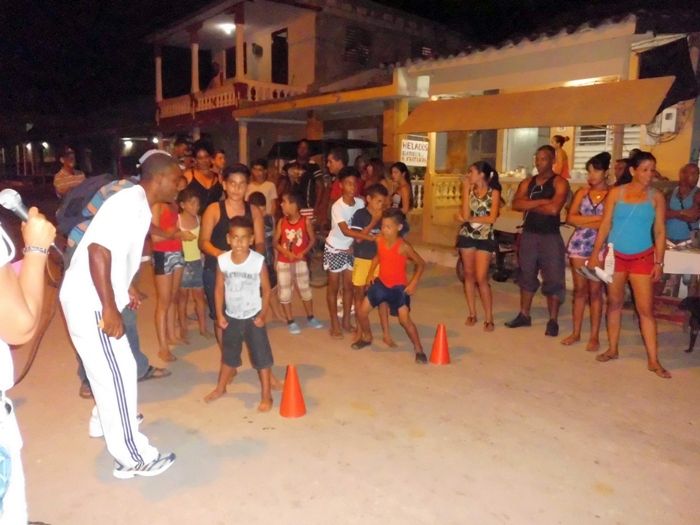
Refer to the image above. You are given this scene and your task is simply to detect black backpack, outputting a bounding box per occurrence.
[55,173,117,236]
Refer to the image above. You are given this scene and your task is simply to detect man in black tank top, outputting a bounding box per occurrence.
[506,145,570,336]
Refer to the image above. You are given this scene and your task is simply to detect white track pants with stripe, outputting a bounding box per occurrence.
[62,305,158,468]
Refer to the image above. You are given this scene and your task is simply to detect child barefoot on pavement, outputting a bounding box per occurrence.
[204,216,282,410]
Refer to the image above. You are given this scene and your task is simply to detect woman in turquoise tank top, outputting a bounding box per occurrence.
[588,152,670,378]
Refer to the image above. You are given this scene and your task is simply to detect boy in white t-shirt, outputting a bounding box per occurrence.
[324,167,370,338]
[245,159,278,216]
[204,216,282,411]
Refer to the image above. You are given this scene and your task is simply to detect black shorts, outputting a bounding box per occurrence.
[456,236,496,252]
[367,279,411,317]
[517,231,566,302]
[221,313,274,370]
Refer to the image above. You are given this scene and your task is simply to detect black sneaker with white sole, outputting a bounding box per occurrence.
[113,452,176,479]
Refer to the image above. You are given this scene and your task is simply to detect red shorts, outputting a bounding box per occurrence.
[613,247,655,275]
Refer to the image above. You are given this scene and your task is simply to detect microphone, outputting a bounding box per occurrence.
[0,188,63,255]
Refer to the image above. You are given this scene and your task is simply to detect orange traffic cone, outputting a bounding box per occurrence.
[429,324,450,365]
[279,365,306,418]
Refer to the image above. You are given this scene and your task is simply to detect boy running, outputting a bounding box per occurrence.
[354,208,427,363]
[276,192,324,333]
[204,216,281,411]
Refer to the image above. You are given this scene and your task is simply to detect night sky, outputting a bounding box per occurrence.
[0,0,687,117]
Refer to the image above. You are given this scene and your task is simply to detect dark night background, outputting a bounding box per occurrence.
[0,0,693,116]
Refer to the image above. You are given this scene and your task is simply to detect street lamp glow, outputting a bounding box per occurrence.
[218,23,236,35]
[124,140,133,149]
[152,137,159,144]
[26,143,31,150]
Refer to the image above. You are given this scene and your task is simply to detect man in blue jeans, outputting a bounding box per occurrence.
[77,282,170,398]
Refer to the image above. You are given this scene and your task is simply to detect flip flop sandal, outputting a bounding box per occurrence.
[483,321,494,332]
[596,353,619,362]
[351,340,372,350]
[138,365,172,382]
[648,366,672,379]
[465,316,477,326]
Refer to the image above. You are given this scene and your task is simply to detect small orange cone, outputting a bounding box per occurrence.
[429,324,451,365]
[279,365,306,418]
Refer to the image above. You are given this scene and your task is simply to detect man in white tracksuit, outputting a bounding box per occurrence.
[59,151,180,479]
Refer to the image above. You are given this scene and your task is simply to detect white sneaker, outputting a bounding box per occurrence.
[113,452,176,479]
[89,413,143,438]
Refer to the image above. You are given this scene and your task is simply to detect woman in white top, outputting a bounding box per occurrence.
[0,208,56,524]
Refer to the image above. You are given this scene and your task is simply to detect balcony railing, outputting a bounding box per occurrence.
[433,176,462,208]
[411,179,424,210]
[157,80,307,121]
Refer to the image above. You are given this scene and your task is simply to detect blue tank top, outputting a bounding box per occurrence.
[609,187,655,255]
[666,187,697,242]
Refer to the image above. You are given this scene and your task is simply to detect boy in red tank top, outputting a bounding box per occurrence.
[275,193,324,333]
[354,209,427,363]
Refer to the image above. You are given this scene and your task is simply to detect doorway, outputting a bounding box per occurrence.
[271,28,289,85]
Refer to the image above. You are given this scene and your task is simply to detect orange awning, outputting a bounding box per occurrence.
[398,77,675,133]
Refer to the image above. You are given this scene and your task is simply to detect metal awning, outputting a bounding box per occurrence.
[398,76,675,133]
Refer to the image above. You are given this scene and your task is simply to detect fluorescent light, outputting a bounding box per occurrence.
[124,140,133,149]
[218,23,236,35]
[42,142,49,149]
[564,77,604,88]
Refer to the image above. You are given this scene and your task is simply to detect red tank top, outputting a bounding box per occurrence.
[278,216,310,263]
[153,204,182,252]
[378,237,407,287]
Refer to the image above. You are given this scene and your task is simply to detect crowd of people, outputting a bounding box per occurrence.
[1,136,694,519]
[456,144,699,381]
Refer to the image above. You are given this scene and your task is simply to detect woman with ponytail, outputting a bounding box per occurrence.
[551,135,571,180]
[456,161,501,331]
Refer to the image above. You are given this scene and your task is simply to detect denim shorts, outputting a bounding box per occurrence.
[152,251,185,276]
[181,259,203,289]
[367,279,411,317]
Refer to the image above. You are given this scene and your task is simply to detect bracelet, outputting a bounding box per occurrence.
[654,262,664,266]
[23,245,49,255]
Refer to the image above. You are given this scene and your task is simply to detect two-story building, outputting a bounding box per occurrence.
[147,0,464,162]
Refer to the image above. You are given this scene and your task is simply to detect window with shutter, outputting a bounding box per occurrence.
[572,125,640,172]
[344,26,371,66]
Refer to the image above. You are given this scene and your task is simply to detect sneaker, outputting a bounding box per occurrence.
[90,413,143,438]
[79,382,93,399]
[545,319,559,337]
[415,352,428,364]
[287,321,301,335]
[307,317,324,329]
[505,313,532,328]
[113,452,176,479]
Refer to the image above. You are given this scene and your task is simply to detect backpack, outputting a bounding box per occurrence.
[56,173,118,236]
[62,177,137,267]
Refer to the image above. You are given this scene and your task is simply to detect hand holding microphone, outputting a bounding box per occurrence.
[0,188,58,255]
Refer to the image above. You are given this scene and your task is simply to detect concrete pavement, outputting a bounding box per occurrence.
[9,264,700,525]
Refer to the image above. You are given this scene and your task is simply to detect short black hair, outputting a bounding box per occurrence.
[248,191,266,207]
[177,187,200,204]
[223,163,250,181]
[338,166,360,181]
[328,146,348,166]
[229,215,253,232]
[252,158,267,169]
[173,135,190,147]
[382,207,405,225]
[281,191,303,209]
[365,183,389,198]
[537,145,555,157]
[192,140,213,157]
[141,151,179,181]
